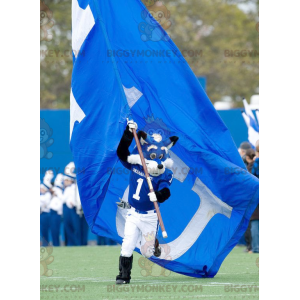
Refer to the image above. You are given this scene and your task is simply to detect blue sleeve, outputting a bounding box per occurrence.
[158,170,174,190]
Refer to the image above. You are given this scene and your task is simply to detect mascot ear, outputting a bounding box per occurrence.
[137,131,148,145]
[164,136,179,149]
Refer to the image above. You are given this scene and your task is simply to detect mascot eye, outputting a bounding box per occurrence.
[157,129,163,136]
[150,153,156,159]
[159,154,164,160]
[158,12,164,18]
[148,129,154,135]
[41,130,45,136]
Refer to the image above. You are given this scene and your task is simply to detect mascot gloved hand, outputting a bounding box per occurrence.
[115,119,178,285]
[148,192,157,202]
[126,119,138,132]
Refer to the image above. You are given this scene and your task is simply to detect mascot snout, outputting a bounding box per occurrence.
[145,157,174,177]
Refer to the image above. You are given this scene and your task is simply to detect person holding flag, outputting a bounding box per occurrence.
[115,119,178,284]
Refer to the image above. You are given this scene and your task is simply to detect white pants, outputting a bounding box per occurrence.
[121,208,158,258]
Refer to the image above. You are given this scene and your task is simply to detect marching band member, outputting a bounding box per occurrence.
[40,170,54,246]
[49,173,64,246]
[62,162,80,246]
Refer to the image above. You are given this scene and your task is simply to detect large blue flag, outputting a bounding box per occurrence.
[70,0,259,278]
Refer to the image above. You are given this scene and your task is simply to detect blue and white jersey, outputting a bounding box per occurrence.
[128,164,173,211]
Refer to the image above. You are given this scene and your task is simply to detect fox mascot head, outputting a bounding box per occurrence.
[128,131,178,176]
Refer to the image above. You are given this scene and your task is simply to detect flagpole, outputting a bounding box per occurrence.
[132,128,168,239]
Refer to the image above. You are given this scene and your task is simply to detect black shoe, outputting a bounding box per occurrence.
[154,239,161,257]
[116,278,130,285]
[115,255,133,284]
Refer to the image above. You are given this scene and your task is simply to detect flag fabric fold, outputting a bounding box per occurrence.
[70,0,259,278]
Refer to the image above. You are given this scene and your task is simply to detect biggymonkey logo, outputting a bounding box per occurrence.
[40,1,54,41]
[142,115,171,141]
[139,231,172,277]
[40,118,54,159]
[40,239,54,277]
[139,1,172,42]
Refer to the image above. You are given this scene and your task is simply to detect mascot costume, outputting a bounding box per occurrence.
[115,119,178,284]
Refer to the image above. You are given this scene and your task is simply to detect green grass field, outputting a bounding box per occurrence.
[40,245,258,300]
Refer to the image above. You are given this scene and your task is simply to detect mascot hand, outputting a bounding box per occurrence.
[127,118,138,132]
[148,192,157,202]
[116,199,132,209]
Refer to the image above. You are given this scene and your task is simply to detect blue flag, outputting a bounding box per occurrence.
[242,99,259,147]
[70,0,259,278]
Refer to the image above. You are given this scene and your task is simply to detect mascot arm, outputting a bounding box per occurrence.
[117,125,134,162]
[117,126,145,163]
[156,172,173,203]
[155,187,170,203]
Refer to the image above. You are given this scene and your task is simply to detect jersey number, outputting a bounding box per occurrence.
[133,178,144,200]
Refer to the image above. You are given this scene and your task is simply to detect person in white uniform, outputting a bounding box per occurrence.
[62,162,80,246]
[40,170,54,246]
[49,173,64,246]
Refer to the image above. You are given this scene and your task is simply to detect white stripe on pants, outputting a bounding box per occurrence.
[121,209,158,258]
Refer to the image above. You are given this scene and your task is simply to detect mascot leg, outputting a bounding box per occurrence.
[140,212,158,258]
[117,213,140,284]
[116,255,133,285]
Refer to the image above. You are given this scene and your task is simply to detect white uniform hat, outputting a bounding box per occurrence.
[54,173,64,189]
[42,170,54,190]
[64,162,76,180]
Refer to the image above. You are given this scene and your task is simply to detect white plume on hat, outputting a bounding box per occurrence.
[54,173,64,188]
[43,170,54,190]
[64,162,76,179]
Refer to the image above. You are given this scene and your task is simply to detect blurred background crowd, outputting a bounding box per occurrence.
[40,162,117,247]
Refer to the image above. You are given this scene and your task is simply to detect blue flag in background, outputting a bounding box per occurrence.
[70,0,259,278]
[242,99,259,148]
